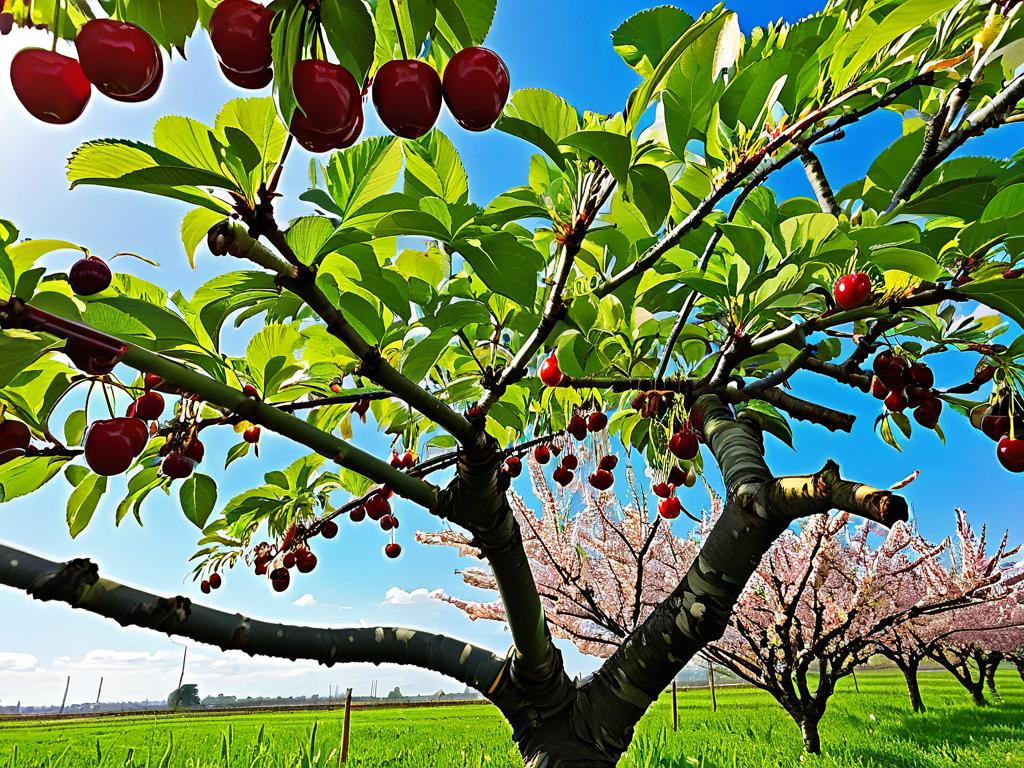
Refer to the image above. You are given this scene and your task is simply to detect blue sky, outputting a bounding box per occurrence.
[0,0,1019,707]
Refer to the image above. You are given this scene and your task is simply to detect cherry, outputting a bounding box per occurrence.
[380,515,395,532]
[0,13,12,35]
[75,20,161,102]
[568,414,588,441]
[133,391,165,421]
[183,438,205,463]
[505,456,523,477]
[0,420,31,465]
[162,452,195,479]
[282,551,297,569]
[913,396,942,429]
[255,559,270,576]
[219,62,272,89]
[871,378,890,400]
[832,272,872,310]
[884,389,909,413]
[667,465,687,487]
[997,437,1024,472]
[588,411,609,432]
[10,49,91,124]
[200,580,211,595]
[144,373,165,391]
[84,418,147,476]
[118,55,163,103]
[289,109,354,153]
[384,542,402,559]
[908,363,934,389]
[352,399,371,419]
[653,482,673,499]
[588,469,614,491]
[69,256,111,296]
[906,386,929,409]
[534,444,551,464]
[210,0,273,75]
[372,59,443,139]
[296,551,317,574]
[293,59,362,135]
[560,454,579,472]
[599,455,618,472]
[442,47,510,131]
[982,415,1011,442]
[321,520,339,539]
[658,496,682,520]
[552,466,574,487]
[350,505,367,523]
[669,431,699,461]
[208,573,222,590]
[242,385,260,399]
[64,337,125,376]
[549,443,562,456]
[243,426,261,444]
[873,352,909,389]
[539,352,563,387]
[365,493,390,521]
[270,567,291,592]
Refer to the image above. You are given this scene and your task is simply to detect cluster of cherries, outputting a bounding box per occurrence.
[872,352,943,429]
[652,421,701,520]
[11,18,162,124]
[210,0,510,153]
[529,410,618,491]
[979,402,1024,473]
[199,572,223,594]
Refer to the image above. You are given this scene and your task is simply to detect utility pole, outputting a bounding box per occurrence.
[96,677,104,705]
[340,688,353,764]
[59,676,71,715]
[172,646,187,709]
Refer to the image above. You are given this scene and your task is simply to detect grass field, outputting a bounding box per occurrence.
[2,671,1022,767]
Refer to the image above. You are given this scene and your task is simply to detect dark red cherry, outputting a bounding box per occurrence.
[658,495,682,520]
[504,456,523,477]
[442,47,510,131]
[243,426,261,444]
[208,572,222,590]
[0,420,31,465]
[833,272,872,310]
[162,452,195,479]
[365,493,390,521]
[380,514,395,532]
[653,482,673,499]
[289,110,350,153]
[270,566,291,592]
[321,520,339,539]
[219,62,272,89]
[0,13,13,35]
[296,551,317,573]
[913,396,942,429]
[560,454,579,471]
[588,469,614,491]
[75,20,162,102]
[200,580,211,594]
[64,337,126,376]
[84,418,146,476]
[906,386,929,409]
[10,49,91,124]
[69,256,112,296]
[587,411,609,432]
[349,505,367,523]
[210,0,273,75]
[873,352,909,389]
[884,389,909,413]
[534,444,551,464]
[372,59,442,139]
[982,415,1011,442]
[568,414,588,441]
[599,455,618,472]
[871,378,890,400]
[997,437,1024,473]
[668,431,699,461]
[384,542,402,559]
[183,438,205,463]
[552,466,573,487]
[908,363,934,389]
[133,391,165,421]
[293,59,362,134]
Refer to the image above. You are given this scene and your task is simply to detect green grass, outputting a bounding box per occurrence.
[1,671,1021,767]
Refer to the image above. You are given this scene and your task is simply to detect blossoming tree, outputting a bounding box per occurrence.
[3,0,1024,764]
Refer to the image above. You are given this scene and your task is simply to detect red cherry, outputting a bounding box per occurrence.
[871,378,890,400]
[505,456,523,477]
[219,62,272,89]
[384,543,402,559]
[588,411,609,432]
[390,451,404,468]
[0,420,31,465]
[599,455,618,472]
[255,559,269,576]
[75,20,161,102]
[442,47,510,131]
[208,572,222,590]
[243,426,261,444]
[568,414,588,441]
[668,431,699,461]
[350,505,367,523]
[906,386,929,409]
[0,13,12,35]
[10,49,91,124]
[293,59,362,135]
[84,418,146,476]
[380,515,395,532]
[133,391,165,421]
[539,352,563,387]
[908,363,935,389]
[162,452,195,479]
[242,385,260,398]
[200,580,211,594]
[549,443,562,456]
[270,567,291,592]
[560,454,579,471]
[588,469,614,491]
[833,272,872,310]
[351,399,371,419]
[289,109,352,153]
[64,337,126,376]
[314,520,337,540]
[118,55,163,103]
[69,257,112,296]
[183,438,205,463]
[658,496,682,520]
[210,0,273,75]
[388,515,400,529]
[296,551,317,574]
[982,415,1011,442]
[913,396,942,429]
[653,482,673,499]
[997,437,1024,472]
[667,465,690,487]
[372,59,443,139]
[365,493,390,521]
[873,352,909,389]
[552,466,573,487]
[144,373,165,391]
[400,450,416,469]
[534,444,551,464]
[884,389,909,413]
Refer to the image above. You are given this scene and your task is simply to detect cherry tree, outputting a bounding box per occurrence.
[3,1,1024,764]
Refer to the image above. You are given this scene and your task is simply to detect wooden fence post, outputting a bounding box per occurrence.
[339,688,353,764]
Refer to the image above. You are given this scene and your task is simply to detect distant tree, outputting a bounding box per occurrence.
[386,687,403,700]
[168,684,200,709]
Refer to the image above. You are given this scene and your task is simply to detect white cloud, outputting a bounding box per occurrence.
[383,587,443,606]
[0,652,37,672]
[292,593,319,608]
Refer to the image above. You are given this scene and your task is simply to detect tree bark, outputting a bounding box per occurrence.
[985,654,1002,700]
[901,661,926,714]
[970,683,989,707]
[800,716,823,755]
[1015,657,1024,683]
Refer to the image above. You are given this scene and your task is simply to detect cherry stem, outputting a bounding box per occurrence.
[387,0,409,60]
[268,135,294,194]
[49,0,61,52]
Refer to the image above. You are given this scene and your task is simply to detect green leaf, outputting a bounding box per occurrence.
[66,471,108,538]
[317,136,404,223]
[453,232,544,306]
[373,0,434,66]
[981,184,1024,222]
[271,2,306,125]
[496,89,579,168]
[559,131,632,186]
[962,277,1024,329]
[181,207,226,268]
[214,97,288,196]
[320,0,376,84]
[64,409,87,447]
[625,164,671,231]
[286,216,335,265]
[612,6,695,77]
[0,330,64,388]
[117,0,199,49]
[0,457,69,502]
[738,401,793,448]
[432,0,496,53]
[869,248,943,282]
[180,473,218,529]
[404,131,469,205]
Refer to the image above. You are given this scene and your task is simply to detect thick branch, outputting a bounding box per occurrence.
[798,147,839,216]
[0,544,505,695]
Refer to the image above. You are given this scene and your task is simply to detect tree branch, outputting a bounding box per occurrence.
[0,544,505,695]
[798,146,839,216]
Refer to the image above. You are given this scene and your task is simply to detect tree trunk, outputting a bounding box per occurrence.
[1015,658,1024,684]
[799,716,822,755]
[969,682,988,707]
[901,661,926,714]
[985,655,1001,700]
